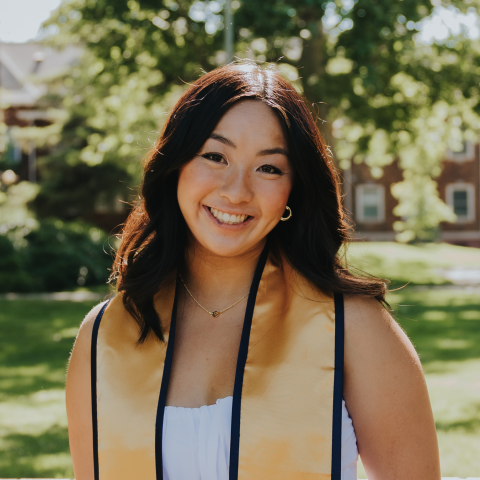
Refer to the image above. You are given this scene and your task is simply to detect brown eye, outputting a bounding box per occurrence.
[201,153,225,163]
[258,164,281,174]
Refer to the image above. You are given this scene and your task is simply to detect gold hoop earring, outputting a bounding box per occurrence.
[280,206,292,221]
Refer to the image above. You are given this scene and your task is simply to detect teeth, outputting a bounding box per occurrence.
[209,207,248,225]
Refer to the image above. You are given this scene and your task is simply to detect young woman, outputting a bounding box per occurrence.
[66,63,441,480]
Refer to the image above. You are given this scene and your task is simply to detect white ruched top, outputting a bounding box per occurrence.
[162,396,358,480]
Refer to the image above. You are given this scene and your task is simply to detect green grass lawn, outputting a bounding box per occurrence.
[0,242,479,478]
[0,300,97,478]
[346,241,480,287]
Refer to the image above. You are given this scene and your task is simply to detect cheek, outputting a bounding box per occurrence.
[258,179,293,221]
[177,164,197,218]
[177,161,216,216]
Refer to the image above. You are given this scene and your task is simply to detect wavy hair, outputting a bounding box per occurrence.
[112,62,388,343]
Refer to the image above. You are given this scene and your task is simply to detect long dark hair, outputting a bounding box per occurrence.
[112,62,388,343]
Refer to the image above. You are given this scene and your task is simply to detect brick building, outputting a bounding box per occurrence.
[345,141,480,248]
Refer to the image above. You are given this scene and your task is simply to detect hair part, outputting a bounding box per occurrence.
[112,62,389,343]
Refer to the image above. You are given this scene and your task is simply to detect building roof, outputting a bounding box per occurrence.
[0,42,82,107]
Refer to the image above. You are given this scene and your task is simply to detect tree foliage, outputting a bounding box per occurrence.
[0,219,112,292]
[40,0,480,240]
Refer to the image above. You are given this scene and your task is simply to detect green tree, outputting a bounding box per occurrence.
[40,0,480,240]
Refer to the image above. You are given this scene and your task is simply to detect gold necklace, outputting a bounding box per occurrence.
[179,274,250,318]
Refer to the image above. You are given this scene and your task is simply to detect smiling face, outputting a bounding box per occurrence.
[177,99,294,258]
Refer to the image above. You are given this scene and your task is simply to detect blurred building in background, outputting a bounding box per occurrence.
[0,42,127,232]
[0,42,81,180]
[0,42,80,115]
[348,142,480,248]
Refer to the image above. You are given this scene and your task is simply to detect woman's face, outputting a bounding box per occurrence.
[177,99,294,258]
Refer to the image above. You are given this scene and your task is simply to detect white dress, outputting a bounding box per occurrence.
[162,396,358,480]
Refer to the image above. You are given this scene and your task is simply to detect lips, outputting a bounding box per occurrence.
[207,206,251,225]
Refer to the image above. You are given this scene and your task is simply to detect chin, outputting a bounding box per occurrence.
[204,241,249,258]
[194,235,262,259]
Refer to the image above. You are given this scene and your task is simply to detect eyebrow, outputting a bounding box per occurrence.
[209,133,289,157]
[257,147,289,157]
[209,133,236,148]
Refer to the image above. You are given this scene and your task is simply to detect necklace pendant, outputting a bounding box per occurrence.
[211,311,220,318]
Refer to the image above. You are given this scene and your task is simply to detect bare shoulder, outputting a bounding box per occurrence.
[66,301,108,480]
[345,293,403,333]
[343,293,425,409]
[66,301,106,377]
[344,294,419,362]
[69,302,106,360]
[343,294,440,479]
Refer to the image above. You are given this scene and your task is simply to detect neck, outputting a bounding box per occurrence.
[181,240,266,305]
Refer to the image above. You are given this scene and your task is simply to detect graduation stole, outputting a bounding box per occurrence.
[91,245,344,480]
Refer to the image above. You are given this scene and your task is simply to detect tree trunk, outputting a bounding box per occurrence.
[299,18,333,149]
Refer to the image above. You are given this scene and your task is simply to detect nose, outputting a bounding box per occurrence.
[218,166,254,205]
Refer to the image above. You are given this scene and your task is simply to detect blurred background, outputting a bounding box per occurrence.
[0,0,480,477]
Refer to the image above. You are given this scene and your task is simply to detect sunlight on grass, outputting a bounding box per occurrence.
[0,365,66,393]
[0,299,94,478]
[0,389,66,432]
[459,310,480,320]
[346,242,480,287]
[388,288,480,364]
[0,388,73,478]
[423,310,448,321]
[437,430,480,478]
[435,339,472,350]
[427,359,480,477]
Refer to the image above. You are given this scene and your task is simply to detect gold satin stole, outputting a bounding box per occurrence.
[91,245,344,480]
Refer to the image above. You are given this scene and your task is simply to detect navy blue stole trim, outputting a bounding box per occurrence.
[155,281,179,480]
[331,293,345,480]
[90,300,111,480]
[229,243,270,480]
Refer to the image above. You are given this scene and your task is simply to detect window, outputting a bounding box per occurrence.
[446,183,475,223]
[453,190,468,217]
[445,141,475,162]
[356,184,385,223]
